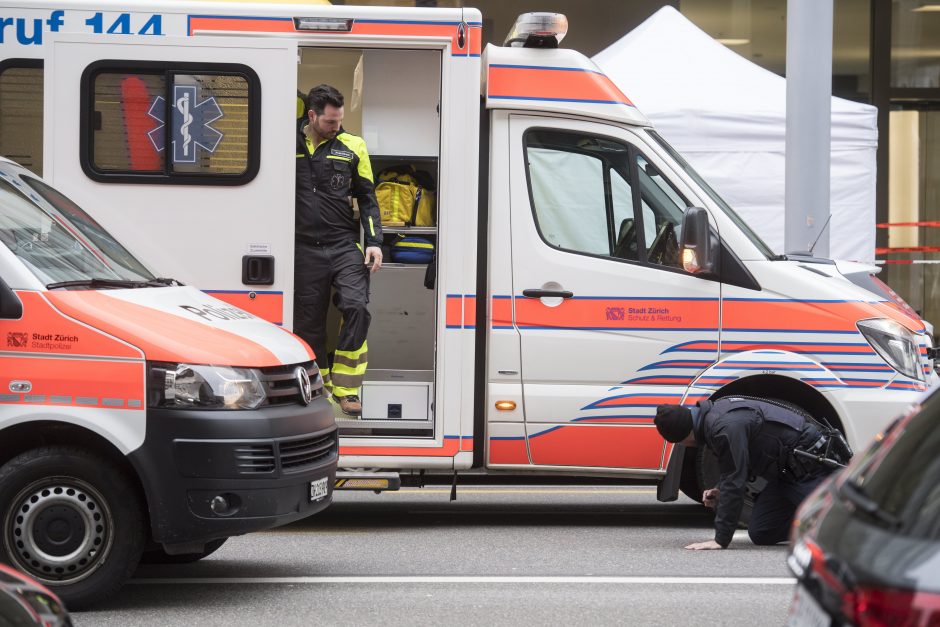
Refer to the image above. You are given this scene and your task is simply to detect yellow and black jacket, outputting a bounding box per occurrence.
[295,126,383,248]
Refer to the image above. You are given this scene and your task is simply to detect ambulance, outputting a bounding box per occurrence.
[0,0,934,550]
[0,153,337,607]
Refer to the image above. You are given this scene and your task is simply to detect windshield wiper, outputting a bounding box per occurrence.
[147,277,182,286]
[46,277,174,290]
[839,480,901,529]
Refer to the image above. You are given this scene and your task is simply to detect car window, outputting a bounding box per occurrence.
[850,390,940,540]
[524,128,689,269]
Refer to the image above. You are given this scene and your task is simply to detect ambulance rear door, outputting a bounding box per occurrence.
[44,33,297,325]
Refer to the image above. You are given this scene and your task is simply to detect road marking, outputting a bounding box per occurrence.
[129,576,795,585]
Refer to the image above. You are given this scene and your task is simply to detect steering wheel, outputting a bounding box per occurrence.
[647,221,675,265]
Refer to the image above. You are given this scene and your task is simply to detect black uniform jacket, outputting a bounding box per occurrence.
[693,397,817,547]
[296,127,382,248]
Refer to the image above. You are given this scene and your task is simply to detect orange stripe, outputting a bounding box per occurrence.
[445,295,463,327]
[189,17,294,34]
[340,439,459,457]
[206,292,283,325]
[488,65,632,105]
[489,439,528,464]
[514,298,718,330]
[7,292,141,359]
[189,17,481,55]
[528,425,664,469]
[724,300,885,332]
[352,22,482,55]
[492,298,513,328]
[463,296,477,328]
[47,291,282,367]
[1,358,144,409]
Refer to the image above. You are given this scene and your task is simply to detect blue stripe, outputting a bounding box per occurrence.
[489,95,630,106]
[189,14,292,21]
[723,328,861,335]
[203,289,283,295]
[491,435,526,441]
[518,326,720,332]
[356,19,482,26]
[489,63,605,75]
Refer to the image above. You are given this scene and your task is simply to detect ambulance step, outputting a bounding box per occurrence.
[334,471,401,491]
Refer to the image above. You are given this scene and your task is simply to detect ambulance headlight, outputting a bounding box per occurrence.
[857,318,924,381]
[148,363,266,410]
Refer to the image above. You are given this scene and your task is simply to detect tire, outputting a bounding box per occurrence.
[0,446,146,610]
[141,537,227,564]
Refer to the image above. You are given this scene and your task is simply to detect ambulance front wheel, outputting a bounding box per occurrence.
[0,446,146,610]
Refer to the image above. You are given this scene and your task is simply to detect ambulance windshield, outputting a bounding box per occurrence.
[0,171,155,287]
[646,130,776,259]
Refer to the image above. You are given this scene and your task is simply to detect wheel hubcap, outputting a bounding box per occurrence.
[5,479,113,584]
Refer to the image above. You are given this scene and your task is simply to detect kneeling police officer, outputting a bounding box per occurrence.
[654,397,849,550]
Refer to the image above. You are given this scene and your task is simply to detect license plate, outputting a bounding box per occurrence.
[309,477,329,502]
[787,584,830,627]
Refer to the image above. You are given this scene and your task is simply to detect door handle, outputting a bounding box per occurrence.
[522,289,574,299]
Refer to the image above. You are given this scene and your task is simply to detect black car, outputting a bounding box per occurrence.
[787,387,940,626]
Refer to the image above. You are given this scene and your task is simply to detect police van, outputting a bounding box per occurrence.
[0,153,337,607]
[0,1,934,534]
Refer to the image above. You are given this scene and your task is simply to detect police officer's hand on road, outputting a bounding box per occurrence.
[365,246,383,273]
[685,540,724,550]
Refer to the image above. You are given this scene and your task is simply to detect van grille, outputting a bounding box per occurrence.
[231,430,337,476]
[259,361,324,406]
[279,433,337,473]
[234,444,277,474]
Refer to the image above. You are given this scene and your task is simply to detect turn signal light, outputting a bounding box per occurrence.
[495,400,516,411]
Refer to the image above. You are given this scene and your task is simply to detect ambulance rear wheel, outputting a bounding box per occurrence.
[0,446,146,610]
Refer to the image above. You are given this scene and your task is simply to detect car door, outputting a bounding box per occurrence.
[508,115,720,471]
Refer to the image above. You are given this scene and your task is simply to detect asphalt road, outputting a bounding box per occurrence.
[73,487,797,626]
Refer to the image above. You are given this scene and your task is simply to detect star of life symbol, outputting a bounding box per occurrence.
[147,86,224,163]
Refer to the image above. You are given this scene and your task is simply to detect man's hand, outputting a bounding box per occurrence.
[702,488,720,509]
[685,540,724,550]
[364,246,383,274]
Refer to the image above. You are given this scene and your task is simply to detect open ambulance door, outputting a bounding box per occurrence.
[44,34,298,326]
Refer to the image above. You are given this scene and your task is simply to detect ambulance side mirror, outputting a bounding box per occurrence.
[0,276,23,319]
[679,206,718,276]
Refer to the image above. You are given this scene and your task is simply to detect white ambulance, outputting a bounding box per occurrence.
[1,1,933,529]
[0,154,337,607]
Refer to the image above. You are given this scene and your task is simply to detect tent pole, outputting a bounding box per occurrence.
[784,0,833,257]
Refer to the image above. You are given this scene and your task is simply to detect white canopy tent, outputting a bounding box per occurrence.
[593,6,878,261]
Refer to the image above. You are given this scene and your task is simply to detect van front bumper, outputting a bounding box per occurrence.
[128,397,337,549]
[828,385,929,450]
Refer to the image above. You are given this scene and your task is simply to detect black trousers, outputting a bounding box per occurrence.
[294,240,371,397]
[748,473,827,545]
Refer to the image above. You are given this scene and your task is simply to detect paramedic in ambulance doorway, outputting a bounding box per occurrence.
[654,398,842,550]
[295,84,383,417]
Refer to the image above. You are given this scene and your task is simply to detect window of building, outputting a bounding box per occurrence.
[891,0,940,89]
[0,60,43,176]
[83,63,259,184]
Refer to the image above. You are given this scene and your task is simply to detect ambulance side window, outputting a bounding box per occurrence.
[0,60,43,176]
[82,63,260,184]
[636,154,687,270]
[524,128,689,270]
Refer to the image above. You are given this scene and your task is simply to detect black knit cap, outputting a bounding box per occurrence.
[654,404,693,443]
